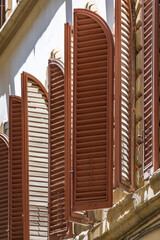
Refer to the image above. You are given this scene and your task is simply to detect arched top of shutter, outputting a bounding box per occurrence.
[115,0,133,191]
[0,133,9,147]
[74,9,113,48]
[73,9,114,211]
[21,72,48,100]
[0,132,9,239]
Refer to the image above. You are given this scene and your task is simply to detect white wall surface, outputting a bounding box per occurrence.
[0,0,114,124]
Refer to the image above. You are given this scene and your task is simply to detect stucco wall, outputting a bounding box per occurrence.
[0,0,114,124]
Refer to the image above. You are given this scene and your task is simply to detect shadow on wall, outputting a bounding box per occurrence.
[105,0,114,30]
[0,0,66,123]
[66,0,72,24]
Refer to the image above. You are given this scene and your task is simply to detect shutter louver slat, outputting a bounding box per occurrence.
[0,133,9,240]
[65,23,89,225]
[142,0,159,180]
[21,72,49,240]
[73,9,114,211]
[9,96,23,240]
[49,60,73,239]
[115,0,132,191]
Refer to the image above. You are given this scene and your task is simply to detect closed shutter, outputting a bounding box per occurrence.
[49,59,74,239]
[21,72,49,240]
[142,0,159,180]
[73,9,114,211]
[115,0,133,191]
[65,23,89,224]
[0,133,9,239]
[9,96,23,239]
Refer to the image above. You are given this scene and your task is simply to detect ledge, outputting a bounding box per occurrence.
[76,169,160,240]
[0,0,39,56]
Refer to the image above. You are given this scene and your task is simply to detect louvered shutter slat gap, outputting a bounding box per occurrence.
[142,0,159,179]
[21,73,49,240]
[115,0,132,191]
[49,60,71,237]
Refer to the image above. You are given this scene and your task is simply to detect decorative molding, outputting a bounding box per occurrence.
[86,0,99,14]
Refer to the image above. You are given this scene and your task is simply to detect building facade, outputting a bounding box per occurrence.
[0,0,160,239]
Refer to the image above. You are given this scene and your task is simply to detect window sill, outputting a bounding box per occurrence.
[76,169,160,240]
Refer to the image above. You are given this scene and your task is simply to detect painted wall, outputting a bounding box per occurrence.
[0,0,114,124]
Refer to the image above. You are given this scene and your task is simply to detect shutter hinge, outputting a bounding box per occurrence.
[70,170,74,174]
[132,108,136,112]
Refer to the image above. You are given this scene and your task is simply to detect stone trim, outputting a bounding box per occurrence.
[0,0,39,56]
[76,169,160,240]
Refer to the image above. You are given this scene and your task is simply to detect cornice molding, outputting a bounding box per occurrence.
[0,0,39,56]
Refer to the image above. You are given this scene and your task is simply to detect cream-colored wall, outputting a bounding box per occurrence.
[0,0,114,124]
[140,229,160,240]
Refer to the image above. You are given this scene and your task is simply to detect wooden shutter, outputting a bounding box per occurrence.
[21,72,49,240]
[115,0,133,191]
[0,133,9,239]
[0,0,5,27]
[73,9,114,211]
[48,59,74,239]
[9,96,23,239]
[65,23,89,224]
[142,0,159,180]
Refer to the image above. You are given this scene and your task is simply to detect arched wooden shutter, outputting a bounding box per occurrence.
[48,59,74,239]
[9,96,23,240]
[142,0,159,180]
[65,23,89,224]
[21,72,49,240]
[115,0,133,191]
[73,9,114,211]
[0,133,9,239]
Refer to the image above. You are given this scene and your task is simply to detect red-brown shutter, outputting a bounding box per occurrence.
[21,72,49,240]
[48,59,74,239]
[0,133,9,239]
[9,96,23,240]
[0,0,5,27]
[65,23,89,224]
[73,9,114,211]
[142,0,159,180]
[115,0,133,191]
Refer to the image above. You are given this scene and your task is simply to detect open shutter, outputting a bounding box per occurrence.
[142,0,159,180]
[9,96,23,239]
[21,72,49,240]
[48,59,74,239]
[0,133,9,239]
[115,0,133,191]
[73,9,114,211]
[0,0,5,27]
[65,23,89,224]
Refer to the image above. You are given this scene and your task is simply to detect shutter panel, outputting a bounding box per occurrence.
[0,0,5,27]
[115,0,133,191]
[0,133,9,239]
[65,23,89,224]
[48,59,74,239]
[73,9,114,211]
[142,0,159,180]
[21,72,49,240]
[9,96,23,239]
